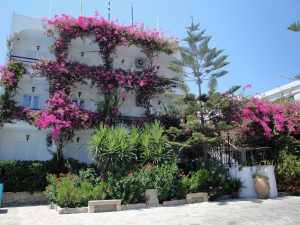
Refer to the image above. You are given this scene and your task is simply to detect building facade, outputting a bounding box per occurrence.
[258,80,300,102]
[0,13,183,163]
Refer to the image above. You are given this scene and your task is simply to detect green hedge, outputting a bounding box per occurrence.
[0,159,88,192]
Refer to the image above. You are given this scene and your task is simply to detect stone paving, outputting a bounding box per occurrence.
[0,196,299,225]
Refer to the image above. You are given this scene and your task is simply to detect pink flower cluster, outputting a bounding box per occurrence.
[44,13,178,62]
[39,61,171,95]
[35,91,99,140]
[239,98,300,138]
[0,66,17,88]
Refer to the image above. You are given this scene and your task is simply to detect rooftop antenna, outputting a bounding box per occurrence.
[48,0,54,18]
[131,0,134,26]
[80,0,83,16]
[108,0,111,21]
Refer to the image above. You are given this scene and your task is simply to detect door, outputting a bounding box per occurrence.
[14,142,40,160]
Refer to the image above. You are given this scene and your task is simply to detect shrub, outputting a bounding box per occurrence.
[107,161,186,204]
[89,122,173,176]
[182,160,232,200]
[108,173,146,204]
[89,124,139,174]
[276,150,300,194]
[0,159,88,192]
[44,171,108,208]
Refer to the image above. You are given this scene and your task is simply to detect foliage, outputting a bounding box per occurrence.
[0,159,88,192]
[35,90,99,158]
[44,171,108,207]
[288,21,300,32]
[181,160,231,200]
[107,161,186,203]
[169,20,229,128]
[229,178,244,192]
[89,121,172,174]
[0,61,26,125]
[89,124,138,173]
[139,121,173,164]
[238,98,300,138]
[276,149,300,194]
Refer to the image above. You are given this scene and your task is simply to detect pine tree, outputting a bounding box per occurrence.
[170,20,229,126]
[288,21,300,32]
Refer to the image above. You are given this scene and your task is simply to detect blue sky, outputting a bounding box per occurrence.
[0,0,299,96]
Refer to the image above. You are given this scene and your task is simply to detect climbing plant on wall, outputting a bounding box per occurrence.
[0,13,179,160]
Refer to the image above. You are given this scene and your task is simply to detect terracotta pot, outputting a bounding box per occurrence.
[145,189,159,206]
[253,176,270,199]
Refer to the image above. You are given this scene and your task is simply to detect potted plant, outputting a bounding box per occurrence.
[229,178,243,198]
[252,169,270,199]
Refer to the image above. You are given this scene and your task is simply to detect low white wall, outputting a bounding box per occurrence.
[229,165,278,198]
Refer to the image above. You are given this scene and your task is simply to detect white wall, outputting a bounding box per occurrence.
[229,165,278,198]
[0,123,52,161]
[63,130,95,164]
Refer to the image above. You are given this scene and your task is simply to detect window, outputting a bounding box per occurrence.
[23,95,31,107]
[72,99,86,109]
[23,95,40,110]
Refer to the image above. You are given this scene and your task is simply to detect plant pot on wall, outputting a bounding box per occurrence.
[253,176,270,199]
[145,189,159,206]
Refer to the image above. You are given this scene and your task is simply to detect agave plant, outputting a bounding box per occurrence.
[88,124,138,173]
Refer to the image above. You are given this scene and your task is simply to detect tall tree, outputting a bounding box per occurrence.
[170,20,229,126]
[288,21,300,32]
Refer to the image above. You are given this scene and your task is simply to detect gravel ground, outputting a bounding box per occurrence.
[0,196,299,225]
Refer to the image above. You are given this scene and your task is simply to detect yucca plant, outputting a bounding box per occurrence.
[88,124,138,173]
[139,121,172,164]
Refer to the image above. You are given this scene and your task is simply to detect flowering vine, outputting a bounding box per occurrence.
[0,61,26,125]
[237,97,300,139]
[1,13,178,161]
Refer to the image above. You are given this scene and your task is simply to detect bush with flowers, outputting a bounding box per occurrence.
[275,149,300,195]
[106,161,187,204]
[44,170,110,208]
[236,97,300,142]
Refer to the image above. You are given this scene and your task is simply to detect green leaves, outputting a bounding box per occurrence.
[89,121,173,174]
[288,21,300,32]
[170,20,229,98]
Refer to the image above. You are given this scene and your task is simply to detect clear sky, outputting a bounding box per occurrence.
[0,0,299,96]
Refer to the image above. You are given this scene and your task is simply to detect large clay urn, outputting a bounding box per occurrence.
[253,176,270,198]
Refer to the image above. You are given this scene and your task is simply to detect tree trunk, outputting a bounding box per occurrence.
[197,79,205,127]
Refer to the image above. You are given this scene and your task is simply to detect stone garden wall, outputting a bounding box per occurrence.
[2,192,47,207]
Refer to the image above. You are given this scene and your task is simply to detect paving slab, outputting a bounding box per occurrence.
[0,197,299,225]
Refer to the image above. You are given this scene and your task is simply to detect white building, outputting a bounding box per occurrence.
[258,80,300,102]
[0,13,184,163]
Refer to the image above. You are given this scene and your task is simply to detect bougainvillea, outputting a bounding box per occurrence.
[0,61,27,125]
[237,97,300,139]
[35,90,99,140]
[1,13,178,161]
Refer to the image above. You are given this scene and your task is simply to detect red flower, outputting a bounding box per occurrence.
[56,178,62,184]
[128,173,133,177]
[101,178,105,183]
[106,189,110,193]
[178,172,185,177]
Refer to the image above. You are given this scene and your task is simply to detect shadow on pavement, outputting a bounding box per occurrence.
[0,209,8,214]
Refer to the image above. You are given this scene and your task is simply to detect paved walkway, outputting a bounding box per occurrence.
[0,197,299,225]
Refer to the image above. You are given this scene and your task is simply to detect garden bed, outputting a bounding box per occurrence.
[50,192,208,214]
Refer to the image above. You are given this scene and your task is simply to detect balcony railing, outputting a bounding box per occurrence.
[10,55,39,75]
[10,55,39,66]
[208,141,274,167]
